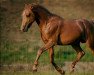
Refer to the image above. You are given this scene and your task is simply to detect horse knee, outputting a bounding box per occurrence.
[81,51,85,56]
[78,51,85,59]
[37,48,43,55]
[74,51,85,63]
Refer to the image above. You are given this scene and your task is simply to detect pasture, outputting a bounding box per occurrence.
[1,71,94,75]
[0,0,94,75]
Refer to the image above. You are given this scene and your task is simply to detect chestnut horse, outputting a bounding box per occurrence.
[21,3,94,75]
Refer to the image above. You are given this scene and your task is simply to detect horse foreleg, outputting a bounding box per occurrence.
[70,44,85,73]
[32,40,55,71]
[48,47,65,75]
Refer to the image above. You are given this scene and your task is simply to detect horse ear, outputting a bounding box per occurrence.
[30,3,37,9]
[33,3,39,5]
[30,6,33,9]
[30,3,39,9]
[28,4,33,9]
[25,4,28,7]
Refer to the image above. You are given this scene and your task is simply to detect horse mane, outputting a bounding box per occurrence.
[32,3,52,15]
[30,3,63,20]
[23,3,62,19]
[38,5,51,14]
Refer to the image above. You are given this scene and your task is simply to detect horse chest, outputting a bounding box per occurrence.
[41,30,49,40]
[40,25,51,39]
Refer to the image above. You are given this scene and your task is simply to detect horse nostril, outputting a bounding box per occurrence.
[20,28,27,32]
[20,28,24,32]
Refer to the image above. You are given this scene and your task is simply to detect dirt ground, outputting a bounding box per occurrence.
[0,62,94,72]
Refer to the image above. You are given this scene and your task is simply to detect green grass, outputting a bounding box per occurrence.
[0,40,94,65]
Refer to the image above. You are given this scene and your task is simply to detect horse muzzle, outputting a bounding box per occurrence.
[20,28,28,32]
[20,25,28,32]
[20,23,32,32]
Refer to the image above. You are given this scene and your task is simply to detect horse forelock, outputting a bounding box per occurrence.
[24,3,38,10]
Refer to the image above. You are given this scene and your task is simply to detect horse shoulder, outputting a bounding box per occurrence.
[41,17,62,41]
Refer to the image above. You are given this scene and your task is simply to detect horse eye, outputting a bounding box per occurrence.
[26,14,30,17]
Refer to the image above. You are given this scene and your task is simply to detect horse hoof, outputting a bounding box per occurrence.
[70,64,75,74]
[61,70,65,75]
[32,68,37,72]
[32,66,37,72]
[62,72,65,75]
[33,69,37,72]
[70,68,74,74]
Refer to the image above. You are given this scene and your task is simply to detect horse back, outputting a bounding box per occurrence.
[58,19,87,45]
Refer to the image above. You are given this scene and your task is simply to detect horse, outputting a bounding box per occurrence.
[20,3,94,75]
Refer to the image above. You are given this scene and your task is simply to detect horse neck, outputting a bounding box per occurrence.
[34,7,52,27]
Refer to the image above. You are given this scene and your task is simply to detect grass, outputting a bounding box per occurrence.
[0,71,94,75]
[0,40,94,64]
[0,0,94,74]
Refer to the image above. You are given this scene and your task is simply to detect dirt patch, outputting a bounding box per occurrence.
[0,62,94,72]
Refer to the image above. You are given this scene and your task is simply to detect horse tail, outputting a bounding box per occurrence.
[83,19,94,55]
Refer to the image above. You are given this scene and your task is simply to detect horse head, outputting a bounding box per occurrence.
[20,3,37,32]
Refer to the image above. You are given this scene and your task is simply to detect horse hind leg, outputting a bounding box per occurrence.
[70,43,85,73]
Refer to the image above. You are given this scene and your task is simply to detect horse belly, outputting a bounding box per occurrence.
[59,31,82,45]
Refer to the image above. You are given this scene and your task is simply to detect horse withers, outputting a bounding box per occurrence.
[21,3,94,75]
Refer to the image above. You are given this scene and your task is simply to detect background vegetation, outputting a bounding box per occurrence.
[0,0,94,75]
